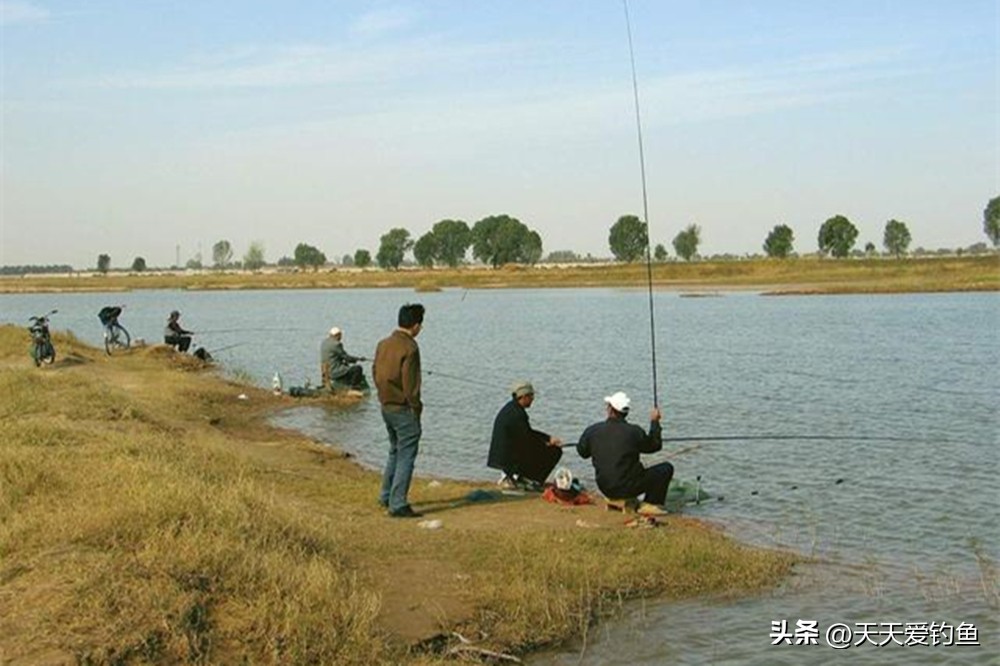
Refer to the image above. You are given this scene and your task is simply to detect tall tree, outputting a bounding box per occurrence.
[984,196,1000,247]
[376,228,413,270]
[430,219,471,267]
[882,219,912,258]
[131,256,147,272]
[354,249,372,268]
[817,215,858,258]
[763,224,795,258]
[471,214,543,267]
[293,243,327,271]
[608,215,648,262]
[96,254,111,274]
[243,241,266,271]
[212,240,233,269]
[672,224,701,261]
[413,232,437,268]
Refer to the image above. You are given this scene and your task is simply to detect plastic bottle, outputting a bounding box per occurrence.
[272,372,283,395]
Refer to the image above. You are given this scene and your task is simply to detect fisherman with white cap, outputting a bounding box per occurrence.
[576,391,672,516]
[487,380,564,491]
[320,326,367,390]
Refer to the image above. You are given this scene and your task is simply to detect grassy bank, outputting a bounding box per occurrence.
[2,255,997,294]
[0,328,794,664]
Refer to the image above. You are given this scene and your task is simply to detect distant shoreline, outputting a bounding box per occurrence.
[1,255,997,295]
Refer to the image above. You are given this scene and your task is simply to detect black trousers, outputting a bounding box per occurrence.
[641,461,675,505]
[165,335,192,352]
[510,445,563,484]
[333,365,365,388]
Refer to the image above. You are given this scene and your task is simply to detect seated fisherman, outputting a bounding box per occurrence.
[164,310,193,352]
[487,381,563,490]
[320,326,366,390]
[576,391,673,516]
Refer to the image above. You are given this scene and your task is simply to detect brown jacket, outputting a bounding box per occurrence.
[373,329,422,417]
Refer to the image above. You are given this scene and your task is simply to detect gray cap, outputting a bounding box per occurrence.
[511,381,535,398]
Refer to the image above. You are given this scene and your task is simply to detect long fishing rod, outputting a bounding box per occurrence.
[559,433,968,447]
[197,327,311,334]
[207,342,247,354]
[623,0,659,409]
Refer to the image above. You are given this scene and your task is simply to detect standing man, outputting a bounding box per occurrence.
[320,326,366,390]
[576,391,672,516]
[373,303,425,518]
[487,381,563,490]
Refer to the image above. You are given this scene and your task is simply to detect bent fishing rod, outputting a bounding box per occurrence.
[623,0,660,409]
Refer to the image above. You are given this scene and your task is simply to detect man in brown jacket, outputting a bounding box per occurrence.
[372,303,425,518]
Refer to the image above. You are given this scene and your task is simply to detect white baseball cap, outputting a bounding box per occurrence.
[604,391,631,413]
[329,326,342,337]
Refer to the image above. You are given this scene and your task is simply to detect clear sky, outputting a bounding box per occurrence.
[1,0,997,268]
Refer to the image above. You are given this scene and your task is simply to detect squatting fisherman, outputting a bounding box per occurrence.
[576,391,672,516]
[487,381,563,491]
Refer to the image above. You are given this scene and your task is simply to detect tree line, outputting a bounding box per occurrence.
[85,196,999,273]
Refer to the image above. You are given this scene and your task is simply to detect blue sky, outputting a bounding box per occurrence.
[1,0,996,268]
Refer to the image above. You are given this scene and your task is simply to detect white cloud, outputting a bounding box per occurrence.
[349,6,415,38]
[0,0,50,26]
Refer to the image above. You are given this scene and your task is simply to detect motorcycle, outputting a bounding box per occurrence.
[28,310,57,366]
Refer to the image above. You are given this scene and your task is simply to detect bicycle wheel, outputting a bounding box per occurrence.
[105,324,131,354]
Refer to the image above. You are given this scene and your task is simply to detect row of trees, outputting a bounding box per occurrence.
[91,196,1000,273]
[607,214,915,263]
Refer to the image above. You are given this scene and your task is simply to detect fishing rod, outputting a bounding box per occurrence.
[623,0,659,409]
[657,434,955,444]
[559,433,969,448]
[196,327,311,334]
[206,342,247,354]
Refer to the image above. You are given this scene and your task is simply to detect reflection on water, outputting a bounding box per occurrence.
[3,288,997,662]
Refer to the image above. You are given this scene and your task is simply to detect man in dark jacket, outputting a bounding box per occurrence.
[576,391,672,516]
[487,381,563,490]
[373,303,425,518]
[164,310,193,352]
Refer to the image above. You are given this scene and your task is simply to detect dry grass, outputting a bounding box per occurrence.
[0,327,795,664]
[1,255,997,294]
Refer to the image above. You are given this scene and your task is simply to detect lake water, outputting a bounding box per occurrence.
[2,287,997,663]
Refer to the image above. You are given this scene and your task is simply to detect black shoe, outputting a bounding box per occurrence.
[388,505,423,518]
[378,499,388,509]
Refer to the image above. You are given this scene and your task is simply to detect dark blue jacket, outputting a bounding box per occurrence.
[577,417,661,499]
[487,398,550,475]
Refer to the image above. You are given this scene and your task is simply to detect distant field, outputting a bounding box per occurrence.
[1,255,997,294]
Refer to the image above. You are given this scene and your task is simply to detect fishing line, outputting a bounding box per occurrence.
[424,368,505,390]
[622,0,659,409]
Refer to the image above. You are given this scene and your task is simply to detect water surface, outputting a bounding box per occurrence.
[3,287,997,663]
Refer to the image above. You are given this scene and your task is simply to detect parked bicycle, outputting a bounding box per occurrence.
[98,305,131,354]
[28,310,57,366]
